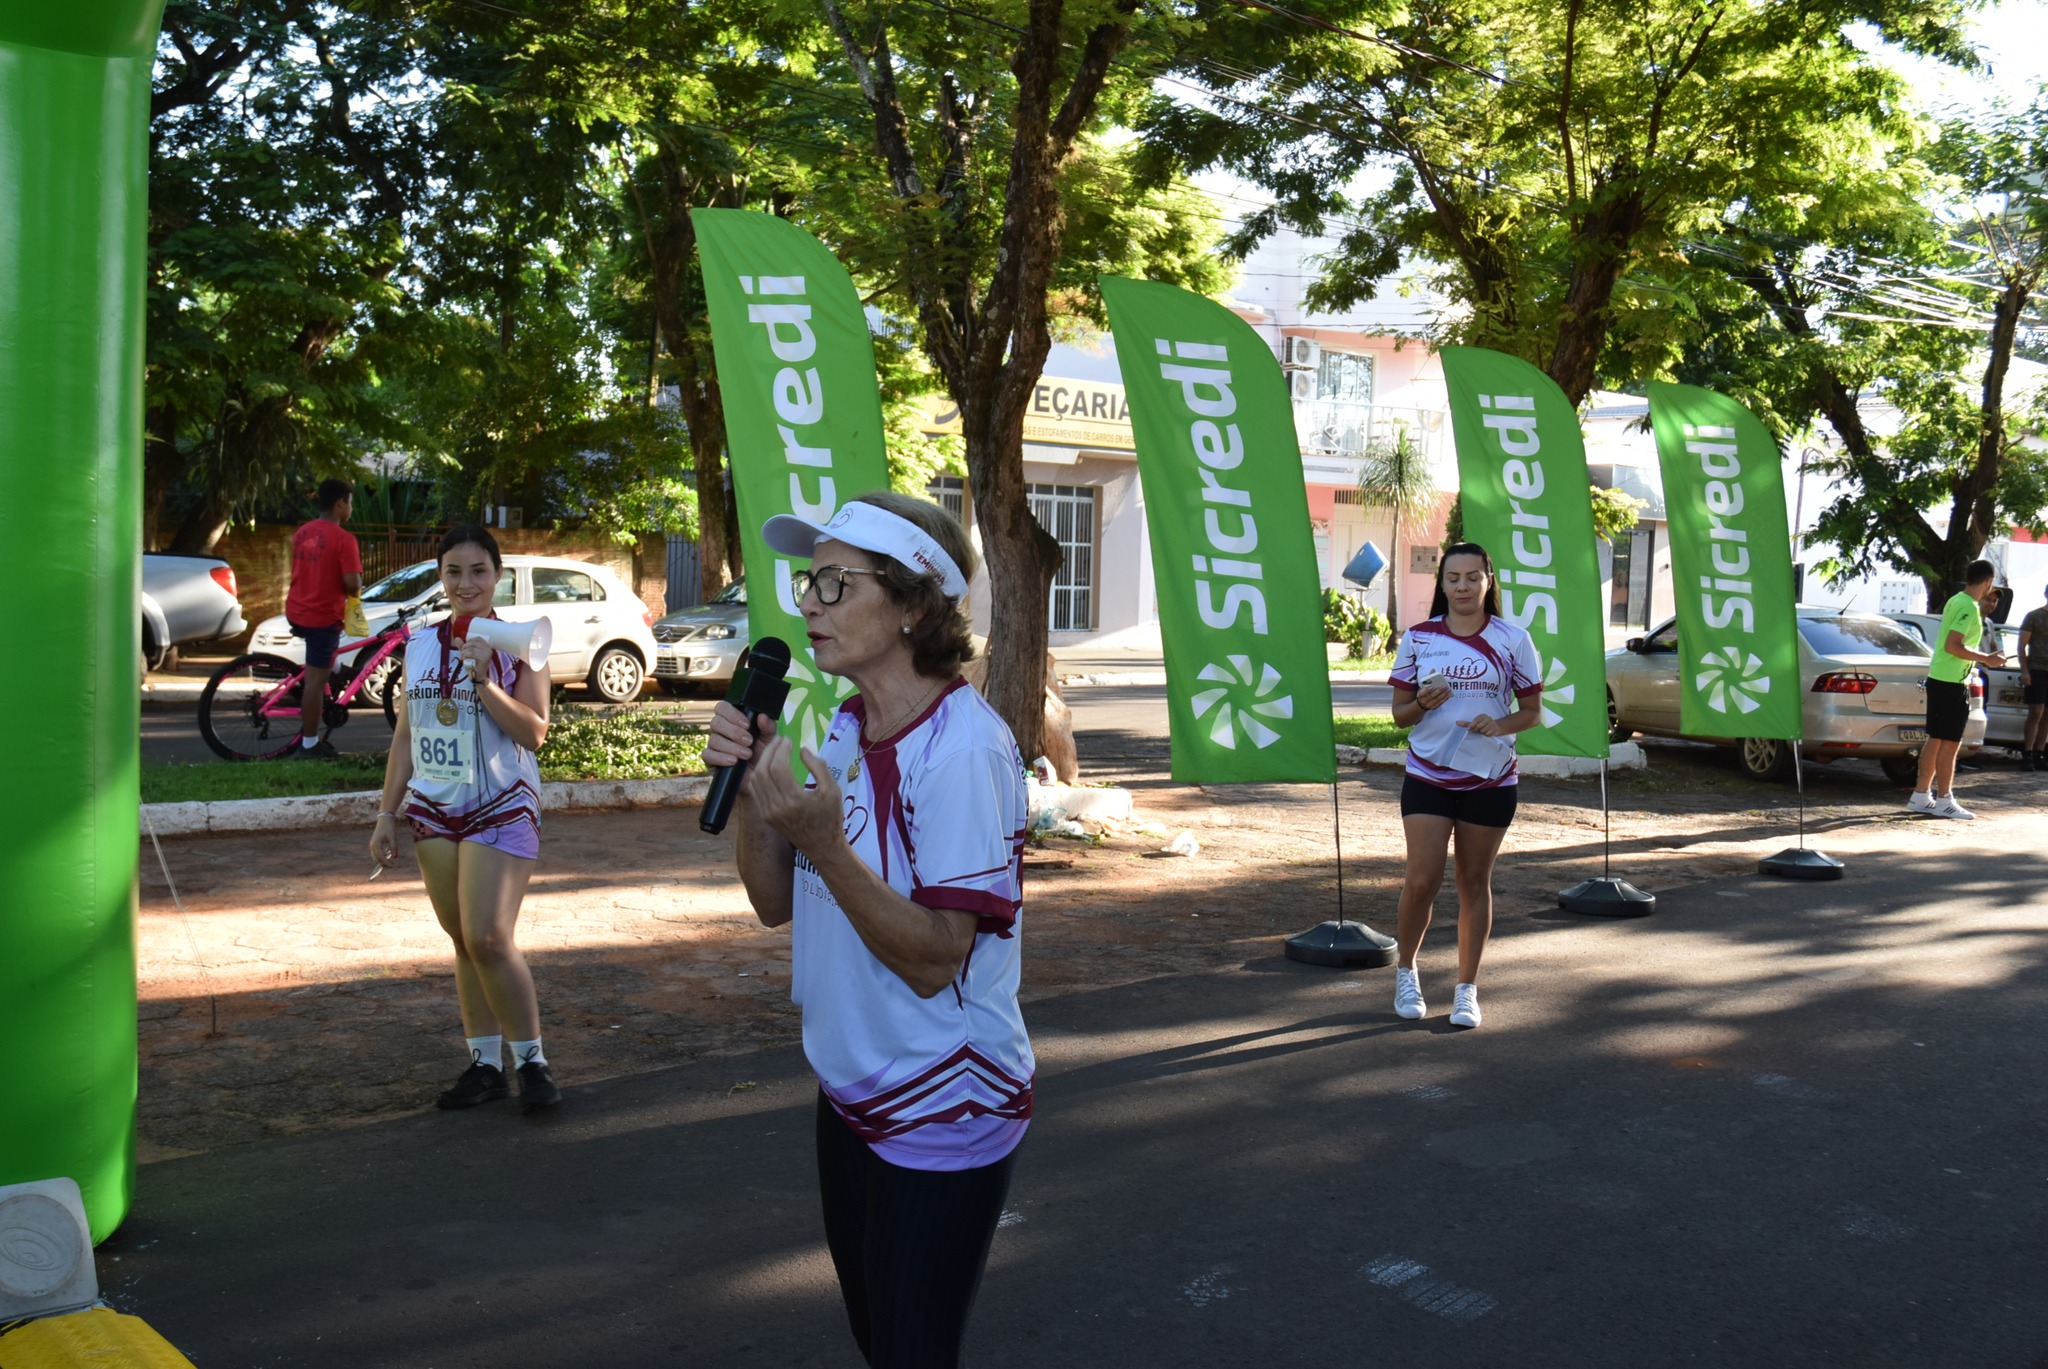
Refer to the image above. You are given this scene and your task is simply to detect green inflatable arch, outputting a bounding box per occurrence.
[0,0,165,1243]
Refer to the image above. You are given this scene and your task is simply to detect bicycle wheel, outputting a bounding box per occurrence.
[198,653,308,760]
[378,654,400,729]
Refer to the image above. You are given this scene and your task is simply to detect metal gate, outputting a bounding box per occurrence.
[1027,482,1095,632]
[665,534,701,612]
[352,524,443,588]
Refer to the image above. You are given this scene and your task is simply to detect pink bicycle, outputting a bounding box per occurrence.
[197,604,423,760]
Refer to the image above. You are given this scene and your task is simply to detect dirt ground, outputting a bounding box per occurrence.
[134,744,2046,1159]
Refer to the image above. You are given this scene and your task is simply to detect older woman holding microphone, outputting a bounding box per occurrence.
[704,492,1031,1369]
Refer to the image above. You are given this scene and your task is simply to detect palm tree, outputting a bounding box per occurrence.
[1353,427,1437,639]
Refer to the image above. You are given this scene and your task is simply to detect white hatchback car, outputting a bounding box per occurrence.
[248,554,659,702]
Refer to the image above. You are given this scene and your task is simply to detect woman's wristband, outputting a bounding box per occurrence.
[375,811,399,821]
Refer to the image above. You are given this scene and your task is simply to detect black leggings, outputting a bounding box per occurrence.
[815,1092,1018,1369]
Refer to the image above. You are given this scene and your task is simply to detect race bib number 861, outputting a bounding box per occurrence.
[415,722,475,785]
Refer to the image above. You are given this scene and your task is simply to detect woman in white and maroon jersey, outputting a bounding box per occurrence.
[1386,542,1544,1030]
[704,492,1030,1369]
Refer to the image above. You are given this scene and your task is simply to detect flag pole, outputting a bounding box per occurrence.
[1558,755,1657,916]
[1759,745,1845,879]
[1284,781,1397,968]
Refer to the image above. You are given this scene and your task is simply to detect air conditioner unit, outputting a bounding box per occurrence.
[1285,336,1320,369]
[1289,369,1317,402]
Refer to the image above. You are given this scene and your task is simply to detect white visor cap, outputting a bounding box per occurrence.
[761,501,969,599]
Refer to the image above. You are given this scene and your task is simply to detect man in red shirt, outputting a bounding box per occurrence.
[285,478,362,757]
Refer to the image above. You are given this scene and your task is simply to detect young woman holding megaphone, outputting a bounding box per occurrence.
[369,525,562,1113]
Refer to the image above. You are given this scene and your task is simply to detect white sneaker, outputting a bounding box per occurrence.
[1934,793,1976,820]
[1449,983,1482,1029]
[1906,791,1938,816]
[1394,966,1426,1019]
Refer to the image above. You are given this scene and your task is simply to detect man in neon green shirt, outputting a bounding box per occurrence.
[1910,558,2005,819]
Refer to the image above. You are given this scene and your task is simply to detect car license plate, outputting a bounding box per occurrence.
[1898,727,1927,743]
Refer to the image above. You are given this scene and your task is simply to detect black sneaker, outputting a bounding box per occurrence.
[289,737,339,759]
[437,1062,509,1109]
[517,1060,562,1113]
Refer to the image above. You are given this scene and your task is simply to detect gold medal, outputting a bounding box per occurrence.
[436,698,459,726]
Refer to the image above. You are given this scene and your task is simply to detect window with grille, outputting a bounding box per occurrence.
[1028,482,1096,631]
[1316,351,1374,402]
[927,475,967,523]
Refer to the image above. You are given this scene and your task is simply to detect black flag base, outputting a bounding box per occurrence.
[1558,877,1657,917]
[1758,847,1845,880]
[1284,920,1397,968]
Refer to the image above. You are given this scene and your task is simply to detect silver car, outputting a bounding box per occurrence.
[143,552,246,670]
[1606,609,1985,785]
[1889,612,2023,748]
[651,580,748,696]
[248,554,659,703]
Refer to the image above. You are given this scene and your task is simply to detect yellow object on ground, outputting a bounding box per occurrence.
[0,1309,195,1369]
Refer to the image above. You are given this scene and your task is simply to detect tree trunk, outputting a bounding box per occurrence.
[823,0,1135,763]
[1545,190,1645,405]
[1387,506,1402,639]
[636,145,738,599]
[142,405,183,552]
[167,491,229,556]
[669,335,733,599]
[963,396,1061,763]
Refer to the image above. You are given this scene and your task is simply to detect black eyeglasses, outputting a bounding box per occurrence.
[791,565,884,605]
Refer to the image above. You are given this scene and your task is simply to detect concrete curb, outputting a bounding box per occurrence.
[141,776,711,837]
[1340,742,1647,777]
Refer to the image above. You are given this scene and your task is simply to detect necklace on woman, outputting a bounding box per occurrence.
[846,679,946,782]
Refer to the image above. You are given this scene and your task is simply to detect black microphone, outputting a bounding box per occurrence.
[700,636,793,835]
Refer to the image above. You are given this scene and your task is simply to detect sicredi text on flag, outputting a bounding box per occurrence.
[1475,393,1559,636]
[1155,337,1268,635]
[1682,423,1757,633]
[743,275,836,524]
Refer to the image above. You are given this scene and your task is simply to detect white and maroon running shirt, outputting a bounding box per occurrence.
[1390,616,1543,791]
[792,678,1033,1172]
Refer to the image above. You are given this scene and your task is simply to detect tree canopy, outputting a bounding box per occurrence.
[1138,0,1976,403]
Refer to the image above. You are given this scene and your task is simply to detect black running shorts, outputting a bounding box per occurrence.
[1399,775,1519,829]
[1925,678,1969,743]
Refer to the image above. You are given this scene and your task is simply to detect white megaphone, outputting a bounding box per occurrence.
[457,615,552,669]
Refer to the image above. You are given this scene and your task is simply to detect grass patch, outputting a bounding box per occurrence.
[538,703,707,781]
[143,703,709,805]
[1333,713,1410,751]
[1329,651,1397,672]
[143,752,389,804]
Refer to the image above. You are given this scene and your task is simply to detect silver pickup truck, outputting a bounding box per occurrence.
[143,552,246,670]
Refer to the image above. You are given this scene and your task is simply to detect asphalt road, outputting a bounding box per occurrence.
[106,832,2048,1367]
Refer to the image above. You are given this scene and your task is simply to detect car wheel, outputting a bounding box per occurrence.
[359,655,396,708]
[1607,689,1632,743]
[1737,737,1795,783]
[588,646,645,703]
[1880,753,1923,786]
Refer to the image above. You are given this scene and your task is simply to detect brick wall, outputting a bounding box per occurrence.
[210,524,666,650]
